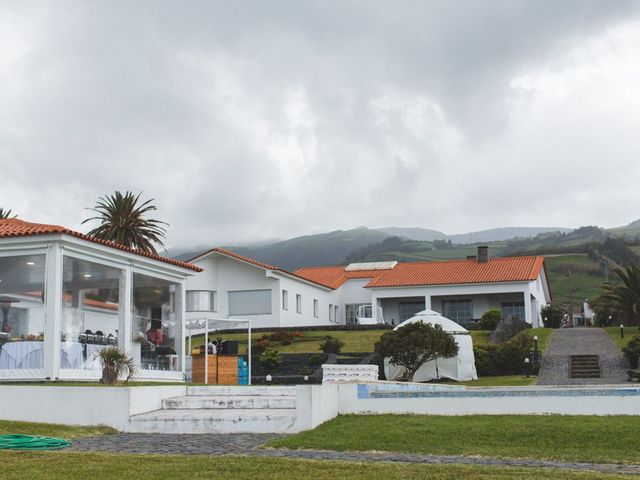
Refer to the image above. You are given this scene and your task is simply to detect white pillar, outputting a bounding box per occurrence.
[44,243,63,380]
[120,265,133,355]
[174,280,185,373]
[424,295,432,311]
[523,290,533,326]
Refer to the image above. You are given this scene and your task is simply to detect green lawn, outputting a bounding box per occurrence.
[605,326,640,349]
[0,420,115,440]
[0,451,627,480]
[268,414,640,464]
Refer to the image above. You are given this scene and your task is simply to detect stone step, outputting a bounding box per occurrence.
[162,395,296,410]
[128,408,297,434]
[187,385,296,397]
[569,354,601,379]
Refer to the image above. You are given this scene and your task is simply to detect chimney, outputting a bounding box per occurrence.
[477,245,489,263]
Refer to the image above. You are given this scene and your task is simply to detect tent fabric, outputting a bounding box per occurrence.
[383,309,478,382]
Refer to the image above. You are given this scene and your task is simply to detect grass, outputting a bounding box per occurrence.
[267,414,640,464]
[0,451,628,480]
[543,254,605,306]
[0,420,116,440]
[605,326,640,349]
[454,375,537,387]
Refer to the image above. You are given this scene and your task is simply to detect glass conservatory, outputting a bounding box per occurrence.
[0,219,200,382]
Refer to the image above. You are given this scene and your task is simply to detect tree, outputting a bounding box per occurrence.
[541,303,566,329]
[477,308,501,330]
[374,322,458,382]
[595,263,640,326]
[0,208,16,219]
[82,191,167,254]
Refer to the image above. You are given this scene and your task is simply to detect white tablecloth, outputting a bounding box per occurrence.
[0,342,84,369]
[85,344,110,370]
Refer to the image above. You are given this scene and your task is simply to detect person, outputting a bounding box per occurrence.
[146,324,164,347]
[207,337,217,355]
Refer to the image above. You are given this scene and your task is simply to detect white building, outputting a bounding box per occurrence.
[0,218,200,382]
[185,245,551,329]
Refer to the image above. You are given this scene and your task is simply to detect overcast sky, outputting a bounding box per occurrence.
[2,1,640,248]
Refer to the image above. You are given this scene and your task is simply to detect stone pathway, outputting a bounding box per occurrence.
[68,433,640,475]
[537,328,629,385]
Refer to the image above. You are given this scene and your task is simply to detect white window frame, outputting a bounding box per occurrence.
[329,304,334,322]
[282,289,288,310]
[313,299,319,318]
[334,305,339,324]
[296,294,302,314]
[186,290,217,313]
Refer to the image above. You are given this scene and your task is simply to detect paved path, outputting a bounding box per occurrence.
[68,433,640,475]
[537,328,628,385]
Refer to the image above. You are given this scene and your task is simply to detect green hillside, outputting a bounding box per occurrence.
[543,254,606,306]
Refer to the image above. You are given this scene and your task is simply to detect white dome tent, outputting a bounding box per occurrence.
[384,309,478,382]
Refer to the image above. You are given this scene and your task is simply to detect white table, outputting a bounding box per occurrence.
[0,342,85,369]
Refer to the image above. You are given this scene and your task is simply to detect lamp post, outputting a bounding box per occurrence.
[544,317,548,328]
[524,357,531,378]
[621,324,625,339]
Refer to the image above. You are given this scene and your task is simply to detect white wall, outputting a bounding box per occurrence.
[277,275,333,327]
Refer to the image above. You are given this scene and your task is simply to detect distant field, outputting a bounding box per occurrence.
[543,254,605,306]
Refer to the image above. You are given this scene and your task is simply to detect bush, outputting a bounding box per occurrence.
[252,337,272,356]
[308,353,326,366]
[541,304,566,329]
[477,308,501,330]
[258,347,283,373]
[623,335,640,369]
[490,316,529,344]
[319,336,345,354]
[98,347,136,384]
[269,331,296,345]
[474,332,534,376]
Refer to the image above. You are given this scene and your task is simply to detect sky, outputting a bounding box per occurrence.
[2,0,640,249]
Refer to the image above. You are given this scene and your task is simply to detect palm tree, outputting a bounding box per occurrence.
[82,191,168,255]
[0,208,16,219]
[596,264,640,326]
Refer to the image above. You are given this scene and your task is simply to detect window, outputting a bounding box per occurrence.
[501,301,525,321]
[329,304,334,322]
[399,301,425,322]
[345,303,370,325]
[282,290,288,310]
[229,289,272,315]
[443,299,473,325]
[313,299,319,318]
[334,305,339,324]
[186,290,216,312]
[296,294,302,314]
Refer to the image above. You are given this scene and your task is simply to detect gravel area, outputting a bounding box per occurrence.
[68,433,640,475]
[537,328,629,385]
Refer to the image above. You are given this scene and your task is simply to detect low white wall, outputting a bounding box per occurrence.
[293,384,339,432]
[0,385,186,430]
[337,383,640,416]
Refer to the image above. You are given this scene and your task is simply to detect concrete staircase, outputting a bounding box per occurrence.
[569,355,601,379]
[128,386,298,434]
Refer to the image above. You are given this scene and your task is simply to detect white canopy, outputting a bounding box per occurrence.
[384,309,478,382]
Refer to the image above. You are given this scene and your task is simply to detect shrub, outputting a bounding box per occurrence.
[308,353,326,366]
[623,335,640,369]
[258,347,283,373]
[252,337,271,356]
[477,308,501,330]
[490,316,529,344]
[319,336,345,354]
[374,322,458,382]
[270,331,296,345]
[474,332,534,376]
[98,347,136,384]
[541,304,566,329]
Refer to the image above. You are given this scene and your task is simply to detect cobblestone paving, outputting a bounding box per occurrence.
[537,328,629,385]
[69,433,640,475]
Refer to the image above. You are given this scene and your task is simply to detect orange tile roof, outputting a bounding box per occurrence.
[0,218,202,272]
[296,256,546,289]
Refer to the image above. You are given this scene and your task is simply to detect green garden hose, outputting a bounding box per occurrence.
[0,434,71,450]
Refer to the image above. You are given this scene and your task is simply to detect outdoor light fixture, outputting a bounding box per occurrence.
[266,374,272,384]
[621,323,625,339]
[26,261,35,266]
[82,273,92,278]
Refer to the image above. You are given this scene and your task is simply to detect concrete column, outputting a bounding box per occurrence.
[424,295,432,312]
[44,243,63,380]
[523,290,532,326]
[174,281,185,373]
[120,265,133,355]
